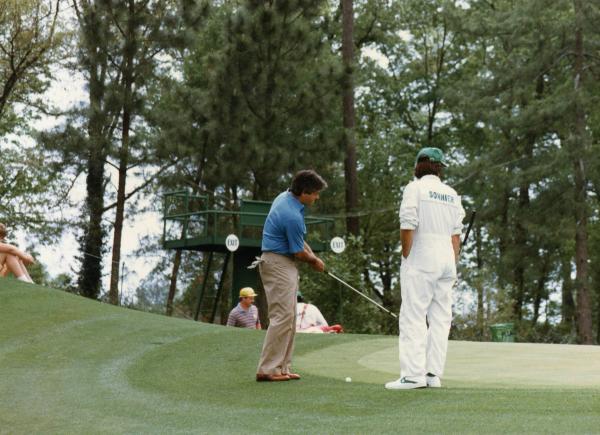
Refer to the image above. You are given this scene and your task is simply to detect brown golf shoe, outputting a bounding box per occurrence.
[256,373,290,382]
[285,373,301,380]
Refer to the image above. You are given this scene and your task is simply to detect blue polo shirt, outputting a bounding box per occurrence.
[262,191,306,255]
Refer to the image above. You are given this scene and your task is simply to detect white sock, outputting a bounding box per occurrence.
[17,275,34,283]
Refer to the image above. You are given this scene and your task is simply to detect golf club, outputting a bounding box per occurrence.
[453,210,476,293]
[326,211,476,320]
[462,210,477,247]
[326,271,398,318]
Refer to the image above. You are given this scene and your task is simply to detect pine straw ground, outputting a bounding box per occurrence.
[1,279,599,434]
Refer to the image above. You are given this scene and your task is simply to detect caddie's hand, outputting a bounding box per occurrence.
[312,257,325,273]
[22,254,35,265]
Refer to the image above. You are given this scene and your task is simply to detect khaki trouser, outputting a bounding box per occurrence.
[256,252,298,375]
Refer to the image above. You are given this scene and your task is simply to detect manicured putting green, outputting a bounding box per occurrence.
[2,279,600,434]
[297,338,600,388]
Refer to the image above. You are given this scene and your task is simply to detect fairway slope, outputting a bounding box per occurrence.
[1,280,599,434]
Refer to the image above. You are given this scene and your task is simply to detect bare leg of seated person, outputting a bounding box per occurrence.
[0,253,6,277]
[4,255,34,283]
[19,258,34,283]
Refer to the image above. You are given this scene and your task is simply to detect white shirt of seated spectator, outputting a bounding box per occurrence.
[296,302,328,330]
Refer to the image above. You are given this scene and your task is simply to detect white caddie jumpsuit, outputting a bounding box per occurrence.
[398,174,465,381]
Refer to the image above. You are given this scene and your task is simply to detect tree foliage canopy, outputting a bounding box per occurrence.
[5,0,600,343]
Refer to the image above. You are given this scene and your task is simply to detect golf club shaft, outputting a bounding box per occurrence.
[327,272,398,318]
[453,210,477,292]
[462,210,476,247]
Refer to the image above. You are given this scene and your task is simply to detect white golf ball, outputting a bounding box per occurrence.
[345,377,352,383]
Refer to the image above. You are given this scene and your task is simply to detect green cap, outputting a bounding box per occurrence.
[415,147,448,167]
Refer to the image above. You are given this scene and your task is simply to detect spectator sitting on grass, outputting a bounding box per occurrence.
[0,223,35,284]
[296,291,343,334]
[226,287,261,329]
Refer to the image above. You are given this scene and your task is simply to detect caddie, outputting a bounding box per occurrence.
[385,147,465,390]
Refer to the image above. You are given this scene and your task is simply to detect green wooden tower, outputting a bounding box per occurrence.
[162,190,334,323]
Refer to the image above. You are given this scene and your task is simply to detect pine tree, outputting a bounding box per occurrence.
[208,0,342,200]
[0,1,67,238]
[102,0,188,305]
[341,0,359,235]
[71,0,116,299]
[0,0,64,132]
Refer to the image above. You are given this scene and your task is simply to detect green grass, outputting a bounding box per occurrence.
[1,279,599,434]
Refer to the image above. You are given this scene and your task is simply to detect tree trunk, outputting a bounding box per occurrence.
[560,256,575,327]
[166,250,182,316]
[108,109,130,305]
[573,153,592,343]
[597,288,600,343]
[512,70,543,322]
[496,189,510,291]
[512,160,533,323]
[108,0,135,305]
[79,141,106,299]
[572,0,593,344]
[341,0,359,236]
[165,160,206,315]
[475,223,484,339]
[77,2,109,299]
[532,256,548,325]
[513,261,525,321]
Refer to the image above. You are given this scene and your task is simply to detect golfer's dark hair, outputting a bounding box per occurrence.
[290,170,327,196]
[0,223,6,240]
[415,157,443,179]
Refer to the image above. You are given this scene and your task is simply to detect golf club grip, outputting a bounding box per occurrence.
[462,210,476,247]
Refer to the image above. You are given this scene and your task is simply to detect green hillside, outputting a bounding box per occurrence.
[1,280,599,434]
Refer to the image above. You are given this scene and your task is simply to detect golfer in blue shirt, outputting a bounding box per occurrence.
[256,170,327,382]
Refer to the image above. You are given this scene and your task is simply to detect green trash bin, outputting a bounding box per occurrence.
[489,323,515,342]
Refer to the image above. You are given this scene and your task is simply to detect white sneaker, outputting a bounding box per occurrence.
[385,377,426,390]
[426,375,441,388]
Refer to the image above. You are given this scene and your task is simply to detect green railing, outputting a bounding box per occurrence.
[162,191,335,252]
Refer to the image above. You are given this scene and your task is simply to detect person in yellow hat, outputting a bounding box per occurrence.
[226,287,261,329]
